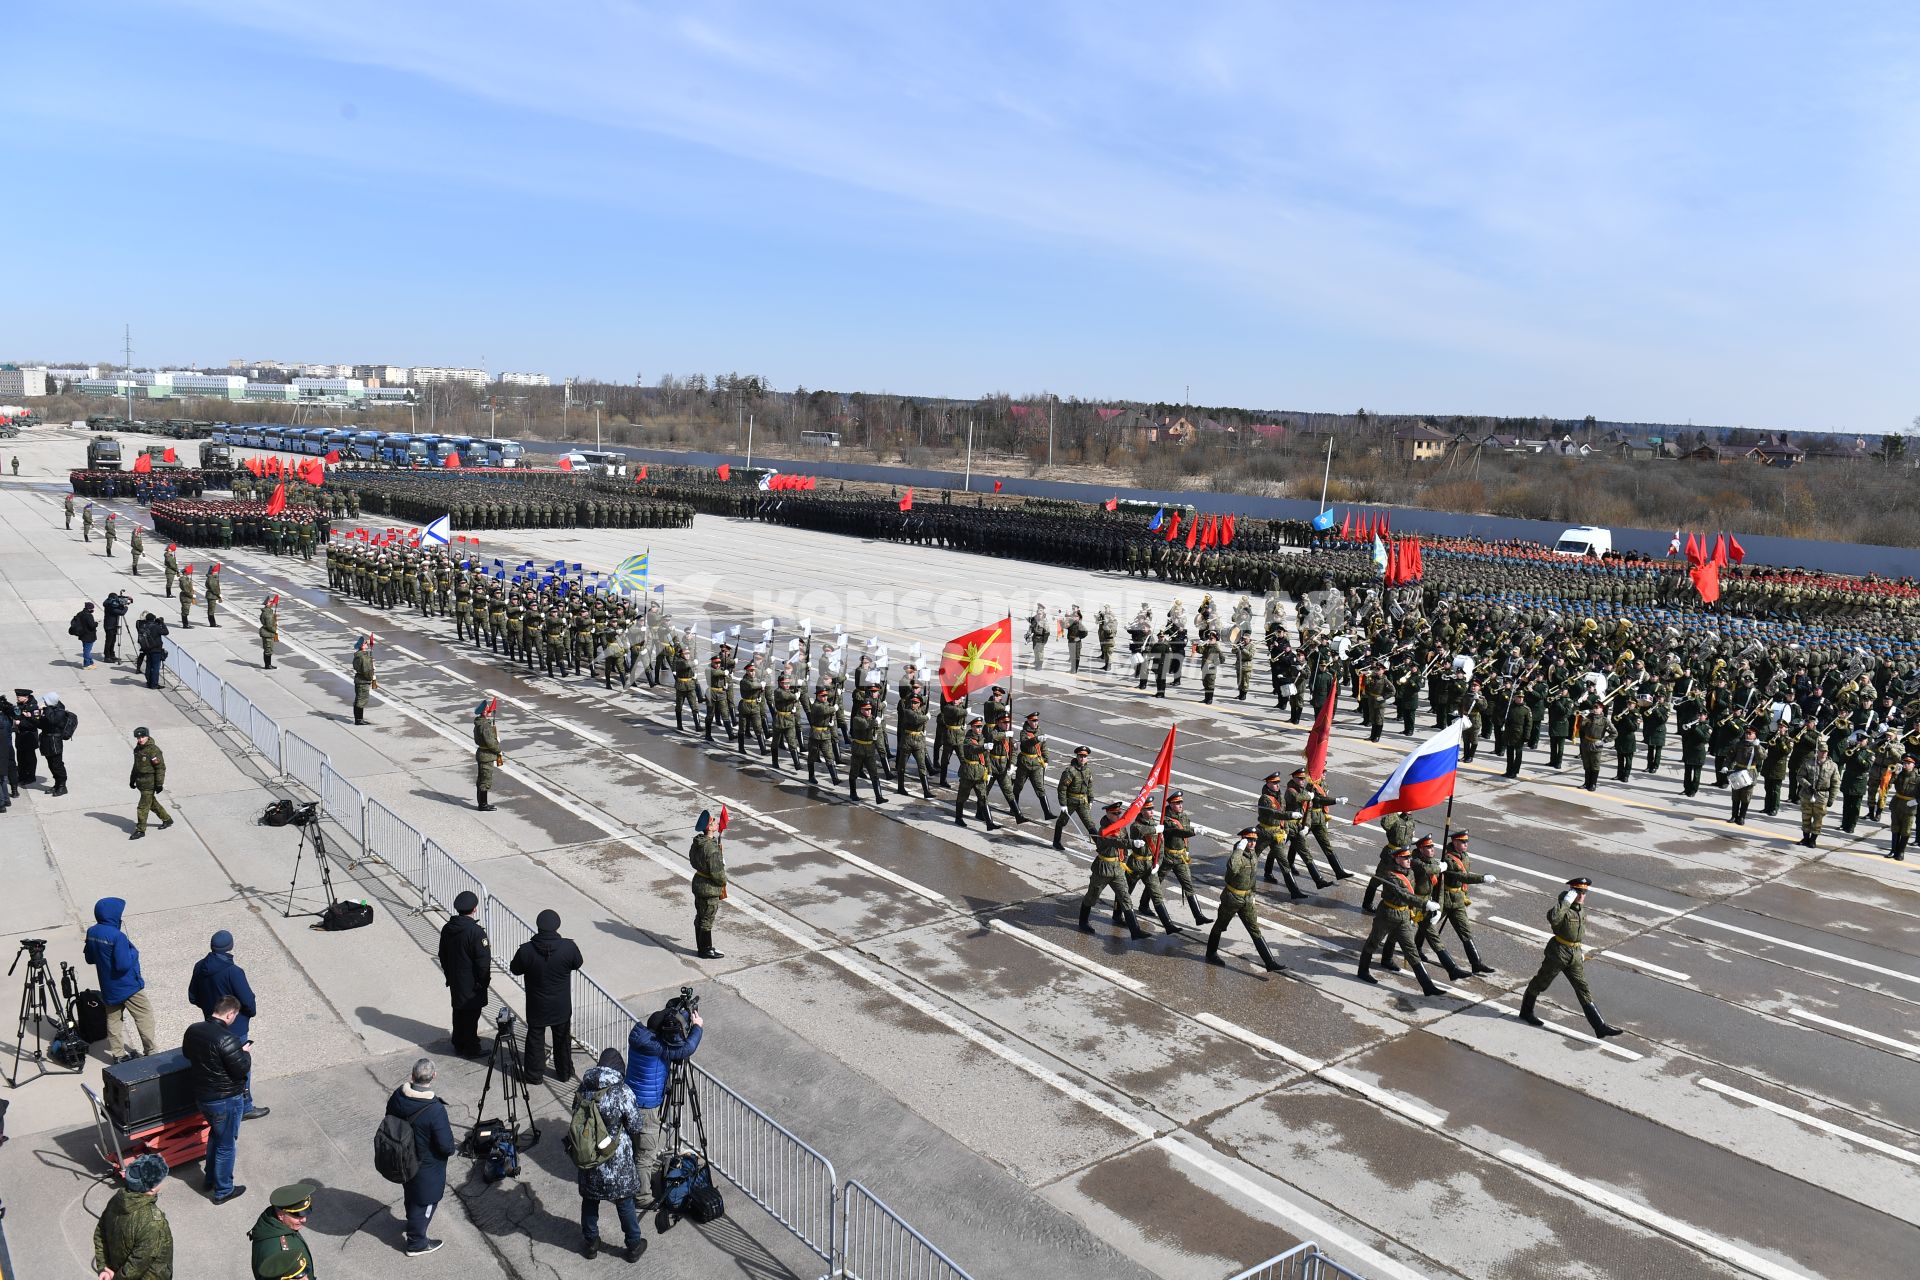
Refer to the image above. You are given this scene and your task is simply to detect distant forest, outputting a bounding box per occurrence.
[42,374,1920,547]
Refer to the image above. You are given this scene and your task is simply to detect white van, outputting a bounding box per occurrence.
[1553,526,1612,558]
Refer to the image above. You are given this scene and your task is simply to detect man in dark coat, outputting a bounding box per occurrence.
[385,1058,456,1257]
[0,700,13,810]
[136,613,170,689]
[36,691,73,796]
[437,891,491,1056]
[182,994,251,1204]
[12,690,40,788]
[103,589,134,663]
[188,930,267,1119]
[70,601,100,668]
[509,908,582,1082]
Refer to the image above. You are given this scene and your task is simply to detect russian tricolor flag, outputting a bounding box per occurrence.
[1351,719,1466,825]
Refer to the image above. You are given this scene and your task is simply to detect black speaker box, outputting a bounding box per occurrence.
[102,1049,199,1130]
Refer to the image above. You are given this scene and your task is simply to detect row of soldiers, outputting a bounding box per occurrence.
[327,471,696,530]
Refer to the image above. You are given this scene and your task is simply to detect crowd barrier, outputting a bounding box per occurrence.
[1227,1243,1369,1280]
[158,634,975,1280]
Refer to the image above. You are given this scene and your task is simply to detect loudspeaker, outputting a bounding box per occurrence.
[102,1049,199,1130]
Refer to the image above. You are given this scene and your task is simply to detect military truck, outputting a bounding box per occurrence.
[86,435,123,469]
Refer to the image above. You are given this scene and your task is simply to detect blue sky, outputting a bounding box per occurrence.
[6,2,1916,432]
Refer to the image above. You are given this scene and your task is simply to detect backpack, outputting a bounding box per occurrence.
[57,708,78,742]
[374,1111,423,1183]
[262,799,297,826]
[565,1089,617,1170]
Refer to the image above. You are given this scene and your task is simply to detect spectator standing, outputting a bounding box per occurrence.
[136,614,169,690]
[84,897,157,1061]
[103,589,133,663]
[188,931,267,1120]
[70,601,100,668]
[0,698,14,810]
[573,1049,649,1262]
[12,690,39,788]
[91,1152,174,1280]
[37,691,73,796]
[437,891,491,1057]
[509,908,582,1083]
[384,1058,455,1256]
[181,994,250,1205]
[624,999,704,1208]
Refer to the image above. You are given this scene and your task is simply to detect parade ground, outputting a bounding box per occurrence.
[3,425,1917,1279]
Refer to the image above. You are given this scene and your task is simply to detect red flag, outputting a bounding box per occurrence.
[1729,535,1745,564]
[716,805,730,836]
[324,449,340,463]
[131,453,152,473]
[1410,540,1423,579]
[1385,540,1401,585]
[993,480,1003,492]
[444,451,462,469]
[558,455,574,471]
[1380,511,1389,536]
[264,483,287,516]
[1102,726,1177,836]
[938,618,1013,702]
[244,456,261,477]
[1104,497,1118,512]
[1305,671,1339,781]
[1222,513,1236,545]
[1184,513,1199,550]
[1164,511,1181,542]
[1685,532,1703,567]
[717,463,731,481]
[899,487,913,512]
[1690,561,1721,604]
[1340,511,1352,540]
[1711,533,1728,567]
[162,447,176,463]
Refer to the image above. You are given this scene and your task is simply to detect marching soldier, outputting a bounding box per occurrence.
[1254,772,1308,900]
[1359,663,1389,741]
[1027,606,1050,669]
[1501,695,1532,777]
[805,687,841,793]
[1361,810,1417,913]
[1546,685,1574,769]
[703,656,735,743]
[894,693,934,798]
[1385,835,1468,981]
[1436,830,1497,974]
[163,543,179,596]
[129,523,144,574]
[1642,692,1670,772]
[473,697,503,811]
[1678,704,1711,797]
[1725,726,1759,824]
[770,674,803,769]
[64,492,74,528]
[1797,743,1840,847]
[1355,846,1441,995]
[258,595,279,669]
[1518,877,1624,1039]
[205,563,223,626]
[953,719,995,830]
[1052,745,1096,849]
[1095,605,1117,671]
[1197,632,1221,705]
[1205,829,1282,971]
[1577,696,1610,791]
[177,564,196,628]
[1155,790,1212,925]
[1233,629,1254,701]
[933,692,967,785]
[1613,697,1639,781]
[1078,802,1148,939]
[1888,754,1918,861]
[128,727,173,841]
[690,808,727,959]
[1064,606,1086,673]
[1123,798,1184,934]
[985,712,1027,822]
[1760,722,1794,816]
[672,644,703,733]
[351,634,377,725]
[1284,768,1352,885]
[847,700,889,804]
[736,661,769,754]
[1009,712,1056,820]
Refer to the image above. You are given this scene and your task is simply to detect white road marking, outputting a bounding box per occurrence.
[431,664,472,682]
[1487,915,1691,982]
[1695,1077,1920,1166]
[1195,1013,1324,1072]
[390,644,425,660]
[989,920,1149,993]
[1498,1148,1812,1280]
[1787,1007,1920,1056]
[1318,1067,1447,1127]
[1476,1001,1644,1061]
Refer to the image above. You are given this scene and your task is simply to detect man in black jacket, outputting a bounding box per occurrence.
[385,1058,456,1256]
[509,908,582,1082]
[438,891,491,1057]
[136,614,169,690]
[102,590,133,663]
[11,690,39,788]
[182,994,251,1205]
[70,602,99,669]
[36,691,72,797]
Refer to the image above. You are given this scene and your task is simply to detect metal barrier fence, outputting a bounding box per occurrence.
[838,1180,973,1280]
[1227,1244,1369,1280]
[365,798,428,899]
[693,1063,839,1270]
[422,838,487,918]
[247,705,283,773]
[284,731,327,792]
[153,636,974,1280]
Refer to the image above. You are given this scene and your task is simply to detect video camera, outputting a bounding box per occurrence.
[649,986,700,1044]
[8,939,47,972]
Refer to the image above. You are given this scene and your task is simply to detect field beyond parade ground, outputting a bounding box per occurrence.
[2,424,1917,1279]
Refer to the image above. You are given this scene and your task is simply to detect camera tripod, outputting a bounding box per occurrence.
[281,806,342,919]
[8,942,75,1086]
[463,1010,539,1172]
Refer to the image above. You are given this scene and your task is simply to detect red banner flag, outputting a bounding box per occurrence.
[1185,513,1199,550]
[938,618,1013,702]
[1711,533,1728,567]
[1164,511,1181,543]
[1729,535,1745,564]
[557,455,574,471]
[1380,511,1389,536]
[1104,497,1118,512]
[1340,510,1352,540]
[264,482,287,516]
[1222,513,1236,545]
[1691,561,1721,603]
[1102,725,1177,835]
[131,453,152,473]
[1385,540,1401,585]
[162,446,176,463]
[1305,670,1339,781]
[993,480,1003,492]
[324,449,340,463]
[638,464,648,480]
[717,463,731,481]
[1685,532,1703,567]
[444,451,462,468]
[899,487,913,512]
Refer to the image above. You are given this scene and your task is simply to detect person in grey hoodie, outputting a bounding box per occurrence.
[574,1049,648,1263]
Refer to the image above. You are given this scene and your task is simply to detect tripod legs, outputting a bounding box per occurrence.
[8,953,74,1085]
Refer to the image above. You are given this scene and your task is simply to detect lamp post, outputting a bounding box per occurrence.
[746,412,755,469]
[593,399,604,451]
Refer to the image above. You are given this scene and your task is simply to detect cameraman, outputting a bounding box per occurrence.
[624,992,704,1207]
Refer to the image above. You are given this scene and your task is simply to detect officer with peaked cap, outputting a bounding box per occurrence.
[249,1184,316,1278]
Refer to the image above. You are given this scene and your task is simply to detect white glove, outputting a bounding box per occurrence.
[1482,874,1497,885]
[1152,823,1164,834]
[1426,901,1442,915]
[1336,796,1349,805]
[1559,889,1577,906]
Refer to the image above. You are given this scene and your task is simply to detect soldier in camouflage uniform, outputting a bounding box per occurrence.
[473,698,503,811]
[1079,802,1148,939]
[690,808,727,958]
[1206,829,1282,971]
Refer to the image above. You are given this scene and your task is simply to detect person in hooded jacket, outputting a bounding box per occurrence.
[574,1048,649,1262]
[624,995,704,1209]
[188,930,266,1119]
[36,691,74,796]
[0,700,13,811]
[85,896,157,1061]
[136,613,170,689]
[509,908,582,1082]
[12,689,40,787]
[385,1058,456,1257]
